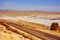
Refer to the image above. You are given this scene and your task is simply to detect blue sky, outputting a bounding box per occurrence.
[0,0,60,12]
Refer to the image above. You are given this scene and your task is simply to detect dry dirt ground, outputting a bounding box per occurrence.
[0,24,31,40]
[11,20,60,37]
[0,22,41,40]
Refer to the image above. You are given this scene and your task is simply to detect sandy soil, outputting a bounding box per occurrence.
[0,24,30,40]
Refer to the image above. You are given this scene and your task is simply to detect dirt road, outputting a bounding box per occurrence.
[0,20,60,40]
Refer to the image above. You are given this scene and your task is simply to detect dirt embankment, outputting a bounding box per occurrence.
[0,20,41,40]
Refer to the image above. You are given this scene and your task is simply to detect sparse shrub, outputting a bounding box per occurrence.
[50,22,59,30]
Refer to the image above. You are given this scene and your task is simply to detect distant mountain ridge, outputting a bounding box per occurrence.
[0,10,60,19]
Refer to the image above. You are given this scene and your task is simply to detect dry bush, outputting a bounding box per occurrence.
[50,22,60,30]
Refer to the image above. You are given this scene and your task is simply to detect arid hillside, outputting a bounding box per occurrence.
[0,10,60,16]
[0,10,60,19]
